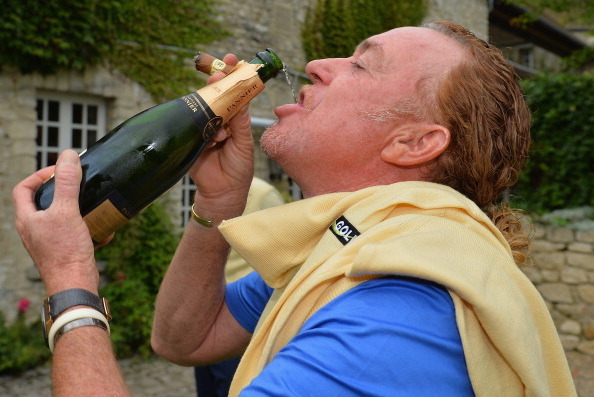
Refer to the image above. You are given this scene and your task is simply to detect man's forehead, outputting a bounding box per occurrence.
[358,27,464,65]
[355,28,426,59]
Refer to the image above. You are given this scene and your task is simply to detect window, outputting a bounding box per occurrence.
[36,93,107,169]
[517,44,534,70]
[181,174,197,227]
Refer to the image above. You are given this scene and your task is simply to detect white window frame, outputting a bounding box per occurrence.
[36,92,107,169]
[181,174,197,227]
[516,44,535,70]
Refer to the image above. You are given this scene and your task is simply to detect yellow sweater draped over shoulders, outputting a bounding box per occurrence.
[219,181,575,397]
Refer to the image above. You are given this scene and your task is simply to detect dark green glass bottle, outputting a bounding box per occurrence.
[34,49,283,243]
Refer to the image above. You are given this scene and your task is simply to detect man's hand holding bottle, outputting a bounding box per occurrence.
[189,53,256,227]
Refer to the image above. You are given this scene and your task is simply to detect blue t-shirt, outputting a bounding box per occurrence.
[226,272,474,396]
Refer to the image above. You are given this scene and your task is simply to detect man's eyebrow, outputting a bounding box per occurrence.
[354,39,385,72]
[355,39,384,59]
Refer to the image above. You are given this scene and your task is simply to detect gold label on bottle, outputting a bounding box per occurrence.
[83,193,133,242]
[198,63,266,121]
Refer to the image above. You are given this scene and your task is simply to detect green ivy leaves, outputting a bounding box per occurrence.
[0,0,227,101]
[97,202,179,358]
[302,0,427,60]
[513,72,594,212]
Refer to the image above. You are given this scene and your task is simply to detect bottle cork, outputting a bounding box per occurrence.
[194,51,235,75]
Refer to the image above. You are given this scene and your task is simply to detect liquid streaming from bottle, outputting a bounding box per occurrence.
[282,63,298,103]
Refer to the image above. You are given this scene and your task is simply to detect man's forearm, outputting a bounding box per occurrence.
[151,215,231,362]
[53,326,129,396]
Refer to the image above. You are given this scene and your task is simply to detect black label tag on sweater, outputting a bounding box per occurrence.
[330,216,360,245]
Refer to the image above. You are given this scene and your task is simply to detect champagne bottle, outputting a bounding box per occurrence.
[34,49,284,243]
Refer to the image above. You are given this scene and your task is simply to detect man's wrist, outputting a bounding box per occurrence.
[41,288,111,350]
[47,307,110,352]
[43,288,110,318]
[191,204,214,227]
[44,276,100,297]
[192,195,247,227]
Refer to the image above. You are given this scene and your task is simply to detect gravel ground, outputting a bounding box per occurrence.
[1,352,593,396]
[0,356,196,397]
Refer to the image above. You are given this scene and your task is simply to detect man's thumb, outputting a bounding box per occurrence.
[52,150,83,208]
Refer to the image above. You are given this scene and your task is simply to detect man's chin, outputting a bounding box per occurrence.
[260,125,291,161]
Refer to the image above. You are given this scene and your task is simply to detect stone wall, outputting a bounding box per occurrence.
[524,212,594,358]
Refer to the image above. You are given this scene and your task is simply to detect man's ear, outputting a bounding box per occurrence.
[381,124,450,166]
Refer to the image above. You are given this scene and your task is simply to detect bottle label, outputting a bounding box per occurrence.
[179,93,224,141]
[195,63,266,121]
[83,191,133,243]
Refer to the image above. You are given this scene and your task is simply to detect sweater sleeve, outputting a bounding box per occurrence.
[237,277,475,397]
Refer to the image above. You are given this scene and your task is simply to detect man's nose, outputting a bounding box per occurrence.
[305,58,340,84]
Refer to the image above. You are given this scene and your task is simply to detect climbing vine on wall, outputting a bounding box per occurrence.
[505,0,594,26]
[0,0,227,101]
[302,0,427,60]
[512,72,594,213]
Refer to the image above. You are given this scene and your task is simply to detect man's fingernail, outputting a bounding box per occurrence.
[59,151,79,164]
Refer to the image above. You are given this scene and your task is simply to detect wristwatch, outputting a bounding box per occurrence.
[41,288,111,346]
